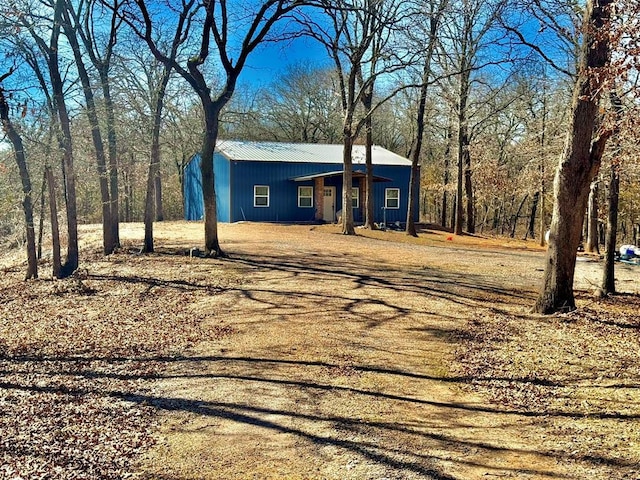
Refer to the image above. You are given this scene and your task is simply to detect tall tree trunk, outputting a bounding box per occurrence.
[62,10,115,255]
[143,70,171,252]
[142,157,156,253]
[406,80,426,236]
[526,191,539,239]
[406,11,440,236]
[441,121,453,229]
[601,160,619,294]
[51,0,78,277]
[451,195,457,230]
[534,0,612,314]
[67,0,121,247]
[341,134,356,235]
[37,169,46,259]
[585,180,599,253]
[362,86,375,229]
[101,78,120,245]
[406,155,420,236]
[455,142,464,234]
[538,73,548,246]
[463,128,474,233]
[201,101,225,256]
[46,166,62,278]
[601,91,624,294]
[154,172,164,221]
[455,69,470,235]
[0,84,37,279]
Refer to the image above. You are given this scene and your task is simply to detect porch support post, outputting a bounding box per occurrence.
[314,177,324,221]
[359,176,365,219]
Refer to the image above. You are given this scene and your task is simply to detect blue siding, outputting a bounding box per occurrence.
[370,165,414,224]
[183,153,231,222]
[183,155,203,221]
[215,153,231,222]
[184,156,418,224]
[231,161,342,222]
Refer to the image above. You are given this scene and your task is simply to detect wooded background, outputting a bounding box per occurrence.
[1,0,639,260]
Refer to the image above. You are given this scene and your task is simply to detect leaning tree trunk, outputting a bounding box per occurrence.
[62,14,115,255]
[534,0,612,314]
[0,85,37,279]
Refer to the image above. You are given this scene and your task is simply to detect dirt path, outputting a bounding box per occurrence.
[127,222,636,480]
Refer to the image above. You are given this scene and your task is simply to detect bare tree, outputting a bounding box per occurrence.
[0,71,37,279]
[404,0,449,236]
[61,0,116,254]
[300,0,408,234]
[130,0,310,256]
[15,0,80,276]
[534,0,612,314]
[140,1,194,252]
[254,64,343,143]
[438,0,507,235]
[65,0,124,250]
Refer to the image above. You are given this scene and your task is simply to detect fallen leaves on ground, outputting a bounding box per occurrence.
[455,293,640,479]
[0,249,240,479]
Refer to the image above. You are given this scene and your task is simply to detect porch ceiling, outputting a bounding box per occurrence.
[291,170,392,182]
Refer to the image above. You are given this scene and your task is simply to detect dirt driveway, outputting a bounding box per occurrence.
[120,222,636,480]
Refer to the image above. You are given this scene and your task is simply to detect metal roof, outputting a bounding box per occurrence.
[216,140,411,166]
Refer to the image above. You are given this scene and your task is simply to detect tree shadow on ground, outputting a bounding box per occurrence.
[3,234,636,479]
[2,376,637,479]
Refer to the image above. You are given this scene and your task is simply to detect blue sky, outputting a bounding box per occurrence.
[241,36,330,87]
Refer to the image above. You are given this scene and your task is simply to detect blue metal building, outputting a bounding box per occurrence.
[184,140,418,224]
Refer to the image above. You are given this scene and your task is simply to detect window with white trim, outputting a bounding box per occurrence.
[298,186,313,208]
[254,185,269,207]
[385,188,400,209]
[351,187,359,208]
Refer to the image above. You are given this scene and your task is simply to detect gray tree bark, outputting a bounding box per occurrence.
[534,0,612,313]
[0,80,37,279]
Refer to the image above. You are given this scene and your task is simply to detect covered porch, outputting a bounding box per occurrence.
[292,170,392,223]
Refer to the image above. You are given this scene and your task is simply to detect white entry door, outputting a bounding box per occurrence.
[323,187,336,222]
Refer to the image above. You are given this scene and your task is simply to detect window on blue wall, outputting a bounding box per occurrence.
[352,187,359,208]
[254,185,269,207]
[298,186,313,208]
[385,188,400,209]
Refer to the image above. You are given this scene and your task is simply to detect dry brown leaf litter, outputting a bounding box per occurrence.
[0,250,240,479]
[2,222,640,479]
[456,294,640,479]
